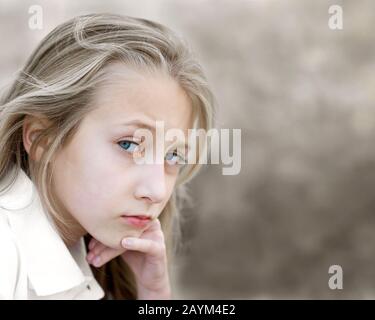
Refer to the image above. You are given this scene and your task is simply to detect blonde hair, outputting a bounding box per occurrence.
[0,13,215,299]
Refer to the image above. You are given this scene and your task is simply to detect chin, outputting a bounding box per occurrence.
[104,236,124,250]
[91,228,142,250]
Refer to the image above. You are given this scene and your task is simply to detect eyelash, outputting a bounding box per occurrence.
[117,139,186,165]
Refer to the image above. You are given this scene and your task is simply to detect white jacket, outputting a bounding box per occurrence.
[0,167,105,300]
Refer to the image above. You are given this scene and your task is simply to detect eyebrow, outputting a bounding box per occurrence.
[120,119,160,131]
[119,118,190,151]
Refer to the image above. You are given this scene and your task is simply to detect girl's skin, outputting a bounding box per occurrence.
[23,63,193,299]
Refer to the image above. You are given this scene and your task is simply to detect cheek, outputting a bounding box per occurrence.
[162,175,178,204]
[51,140,126,222]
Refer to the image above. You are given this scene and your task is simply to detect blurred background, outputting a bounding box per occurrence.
[1,0,374,299]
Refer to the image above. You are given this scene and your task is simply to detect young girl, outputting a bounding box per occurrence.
[0,13,214,299]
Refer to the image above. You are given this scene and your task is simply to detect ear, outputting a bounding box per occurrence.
[23,115,51,162]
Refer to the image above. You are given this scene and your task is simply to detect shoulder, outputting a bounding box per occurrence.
[0,212,20,299]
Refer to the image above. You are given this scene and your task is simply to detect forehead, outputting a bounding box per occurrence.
[88,63,194,133]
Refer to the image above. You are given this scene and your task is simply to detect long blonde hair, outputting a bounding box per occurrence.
[0,13,215,299]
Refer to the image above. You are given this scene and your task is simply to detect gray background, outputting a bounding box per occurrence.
[1,0,374,299]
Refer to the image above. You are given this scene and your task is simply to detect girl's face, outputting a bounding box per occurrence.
[50,65,193,249]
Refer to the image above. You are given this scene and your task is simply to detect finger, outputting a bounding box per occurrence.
[141,218,164,238]
[86,242,107,263]
[91,242,107,256]
[91,247,125,268]
[88,237,98,250]
[146,218,162,232]
[121,237,165,258]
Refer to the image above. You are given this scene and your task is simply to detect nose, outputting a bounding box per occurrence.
[134,163,167,204]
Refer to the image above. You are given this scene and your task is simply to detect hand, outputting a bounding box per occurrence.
[86,218,171,299]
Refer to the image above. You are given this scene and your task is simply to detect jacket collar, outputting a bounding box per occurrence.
[0,167,95,297]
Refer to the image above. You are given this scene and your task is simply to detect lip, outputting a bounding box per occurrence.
[120,214,152,228]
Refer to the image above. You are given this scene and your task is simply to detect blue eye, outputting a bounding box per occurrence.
[166,151,186,166]
[118,139,186,166]
[118,140,139,153]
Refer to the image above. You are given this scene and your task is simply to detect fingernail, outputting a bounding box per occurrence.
[88,241,95,250]
[92,256,101,267]
[122,238,133,247]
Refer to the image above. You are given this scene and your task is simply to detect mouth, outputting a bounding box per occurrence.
[120,214,152,228]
